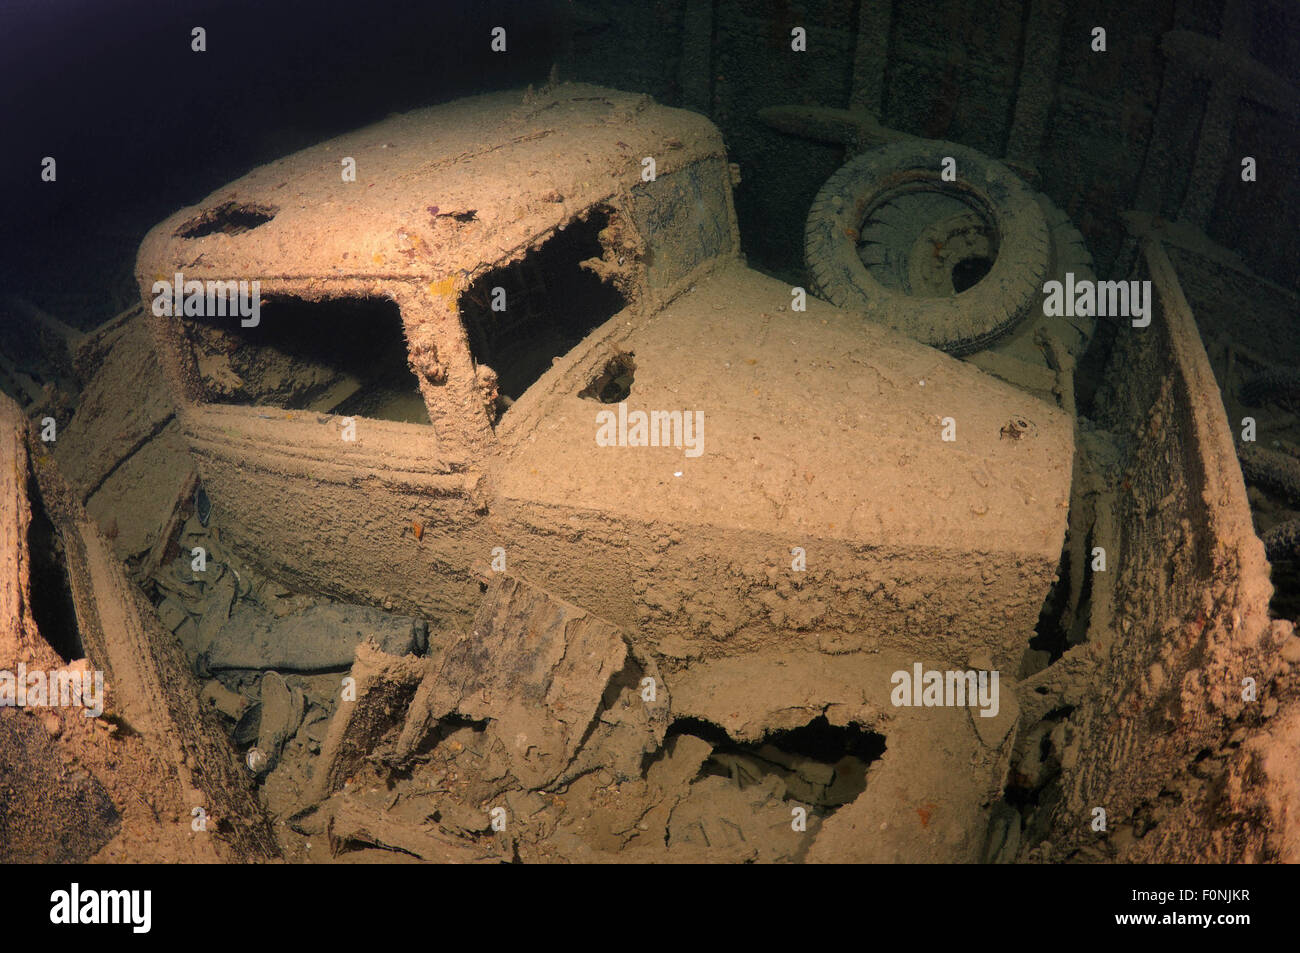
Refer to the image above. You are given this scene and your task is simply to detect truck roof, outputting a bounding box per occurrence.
[135,83,725,286]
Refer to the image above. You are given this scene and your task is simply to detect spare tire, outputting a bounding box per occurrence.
[805,140,1051,356]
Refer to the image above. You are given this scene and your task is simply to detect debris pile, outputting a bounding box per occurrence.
[169,567,914,864]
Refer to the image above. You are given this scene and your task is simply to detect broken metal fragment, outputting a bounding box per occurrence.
[311,640,429,802]
[325,793,499,863]
[395,575,630,790]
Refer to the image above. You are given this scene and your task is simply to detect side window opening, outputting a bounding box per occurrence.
[181,296,431,425]
[459,207,627,423]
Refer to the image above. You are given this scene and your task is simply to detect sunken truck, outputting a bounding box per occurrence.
[137,83,1072,682]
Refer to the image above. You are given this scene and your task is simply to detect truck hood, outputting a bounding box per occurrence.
[495,265,1072,560]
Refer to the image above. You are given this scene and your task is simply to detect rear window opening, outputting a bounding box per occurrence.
[459,207,627,422]
[182,296,430,425]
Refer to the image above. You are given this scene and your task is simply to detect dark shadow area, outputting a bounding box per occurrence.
[24,473,83,662]
[951,254,994,292]
[668,715,886,809]
[1030,547,1073,663]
